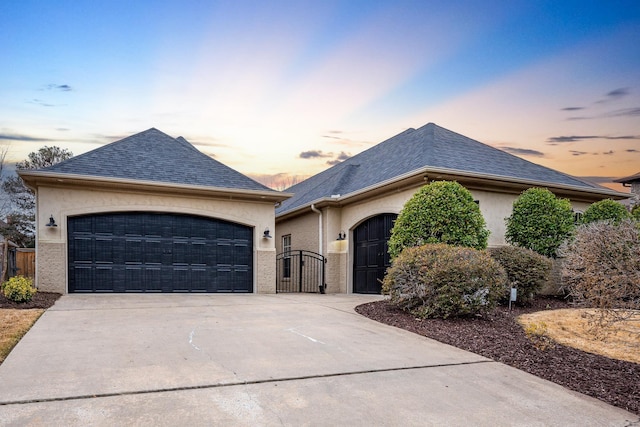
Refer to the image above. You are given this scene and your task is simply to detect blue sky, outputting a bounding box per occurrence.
[1,0,639,190]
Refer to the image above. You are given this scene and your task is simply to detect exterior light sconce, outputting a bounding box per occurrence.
[337,231,346,240]
[46,215,57,227]
[263,227,272,239]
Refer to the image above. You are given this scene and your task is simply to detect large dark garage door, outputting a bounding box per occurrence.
[68,212,253,293]
[353,213,397,294]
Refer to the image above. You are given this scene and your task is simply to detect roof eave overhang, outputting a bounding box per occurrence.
[276,166,629,220]
[18,171,292,203]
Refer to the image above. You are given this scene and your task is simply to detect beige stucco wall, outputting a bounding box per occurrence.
[35,184,277,294]
[278,185,596,294]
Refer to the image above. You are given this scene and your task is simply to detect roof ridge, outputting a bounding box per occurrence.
[330,163,360,195]
[40,128,277,192]
[41,128,168,172]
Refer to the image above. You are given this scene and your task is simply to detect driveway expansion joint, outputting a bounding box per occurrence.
[0,359,493,407]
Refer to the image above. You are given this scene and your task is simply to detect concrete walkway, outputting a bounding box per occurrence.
[0,294,636,426]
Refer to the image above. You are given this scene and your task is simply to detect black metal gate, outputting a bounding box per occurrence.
[276,250,326,293]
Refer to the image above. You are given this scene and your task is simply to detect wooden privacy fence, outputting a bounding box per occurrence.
[16,248,35,279]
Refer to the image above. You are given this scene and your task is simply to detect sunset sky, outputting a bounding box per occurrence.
[1,1,639,192]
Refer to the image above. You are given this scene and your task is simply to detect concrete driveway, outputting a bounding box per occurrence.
[0,294,636,426]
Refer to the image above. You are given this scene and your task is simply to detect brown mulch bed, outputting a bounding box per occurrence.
[356,297,640,416]
[0,292,61,309]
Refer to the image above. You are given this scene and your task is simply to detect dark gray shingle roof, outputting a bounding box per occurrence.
[277,122,607,215]
[43,128,274,192]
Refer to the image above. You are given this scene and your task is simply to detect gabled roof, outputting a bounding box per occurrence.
[29,128,276,193]
[277,122,625,216]
[614,172,640,183]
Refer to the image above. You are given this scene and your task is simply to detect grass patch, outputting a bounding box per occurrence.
[0,309,45,364]
[518,309,640,364]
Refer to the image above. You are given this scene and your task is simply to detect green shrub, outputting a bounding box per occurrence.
[631,204,640,221]
[505,188,575,258]
[561,220,640,314]
[382,244,508,319]
[388,181,489,258]
[581,199,630,225]
[488,246,552,303]
[2,275,37,303]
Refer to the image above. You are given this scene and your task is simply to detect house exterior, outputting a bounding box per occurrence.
[19,128,290,294]
[614,172,640,207]
[275,122,628,294]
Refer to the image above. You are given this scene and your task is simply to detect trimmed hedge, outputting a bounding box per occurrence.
[383,244,508,319]
[582,199,630,225]
[488,246,552,303]
[505,188,575,258]
[388,181,489,259]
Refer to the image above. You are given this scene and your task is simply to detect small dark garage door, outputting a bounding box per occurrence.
[68,212,253,293]
[353,213,397,294]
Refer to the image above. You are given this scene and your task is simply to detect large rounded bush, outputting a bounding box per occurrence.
[382,244,508,319]
[505,188,575,258]
[581,199,630,225]
[488,246,552,303]
[388,181,489,258]
[2,275,37,303]
[561,219,640,311]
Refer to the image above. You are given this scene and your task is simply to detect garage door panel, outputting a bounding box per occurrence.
[145,268,162,292]
[125,267,144,292]
[70,266,93,292]
[68,212,253,293]
[233,269,251,292]
[172,268,190,292]
[144,239,163,264]
[125,239,143,264]
[216,268,233,292]
[73,237,93,263]
[94,267,114,292]
[94,216,113,235]
[191,268,210,291]
[71,216,93,234]
[217,241,233,265]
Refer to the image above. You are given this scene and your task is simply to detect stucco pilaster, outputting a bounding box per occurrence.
[256,249,276,293]
[35,242,66,293]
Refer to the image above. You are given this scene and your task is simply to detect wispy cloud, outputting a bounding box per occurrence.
[0,133,56,142]
[326,151,351,165]
[46,84,73,92]
[604,107,640,118]
[626,149,639,153]
[547,135,640,144]
[602,150,614,155]
[299,150,333,159]
[595,87,630,104]
[560,106,584,111]
[500,146,545,157]
[28,98,55,107]
[570,150,588,156]
[605,87,629,99]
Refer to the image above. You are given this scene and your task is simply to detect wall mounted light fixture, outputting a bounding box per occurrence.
[337,231,346,240]
[263,227,272,239]
[46,215,57,227]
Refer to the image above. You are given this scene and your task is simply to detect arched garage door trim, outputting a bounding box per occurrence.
[68,212,253,293]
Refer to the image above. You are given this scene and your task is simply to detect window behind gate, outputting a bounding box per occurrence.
[282,234,291,278]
